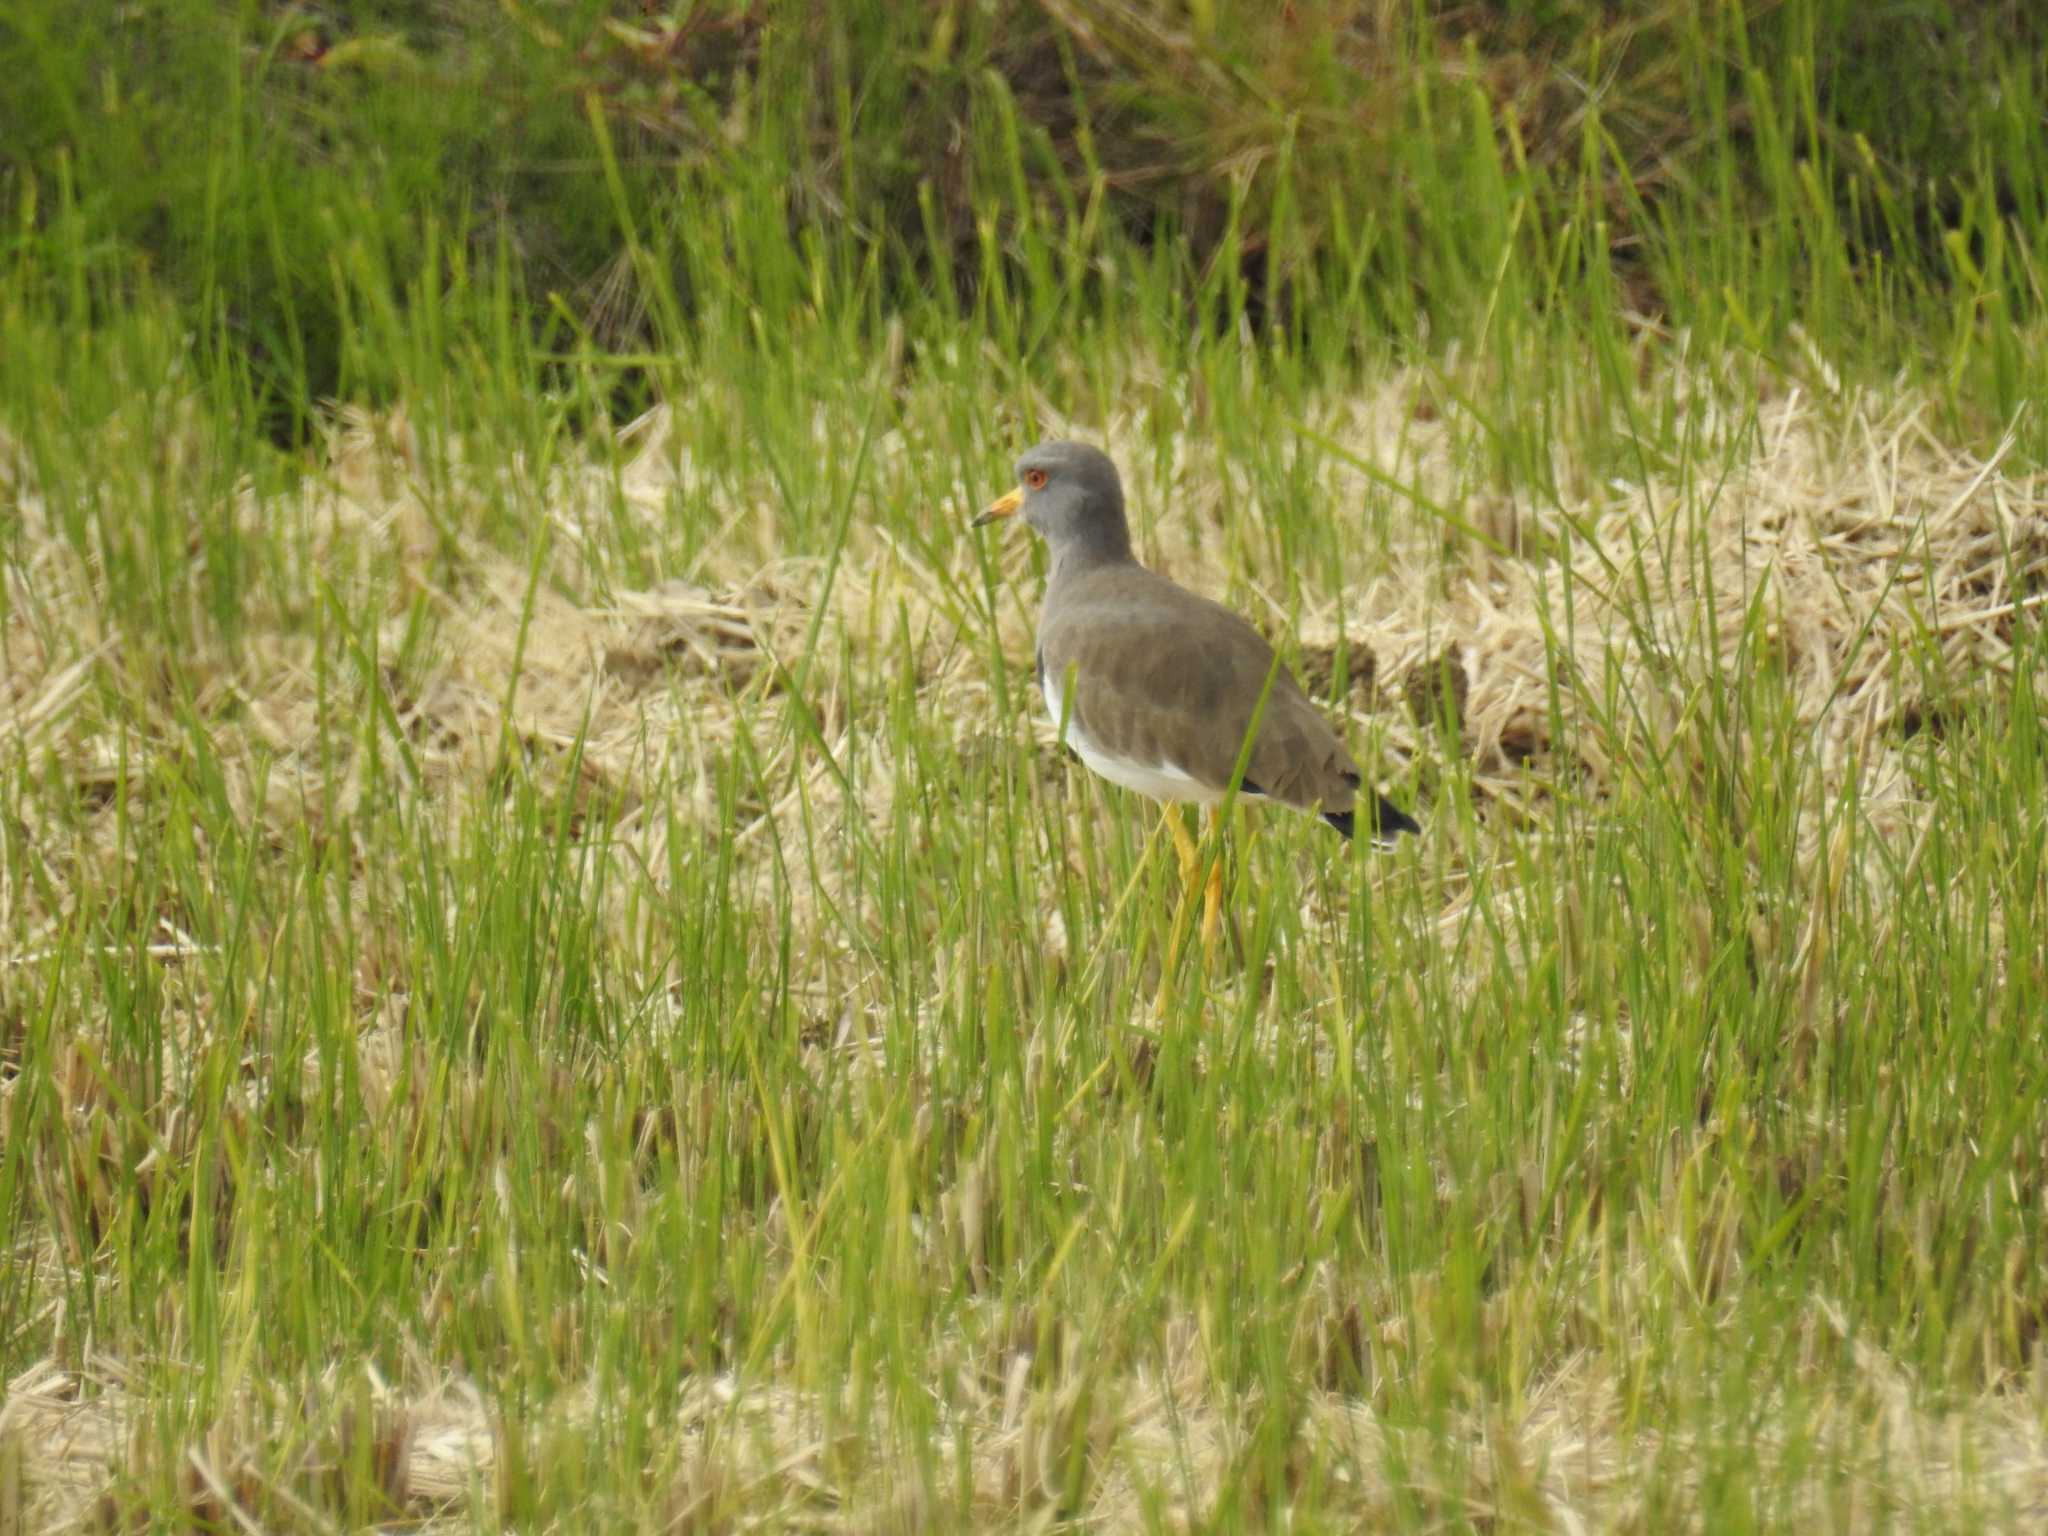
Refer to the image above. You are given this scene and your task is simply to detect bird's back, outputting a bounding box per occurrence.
[1036,563,1361,815]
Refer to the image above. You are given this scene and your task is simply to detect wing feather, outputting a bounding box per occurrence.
[1038,568,1359,813]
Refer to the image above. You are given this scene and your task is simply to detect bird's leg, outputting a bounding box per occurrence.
[1155,805,1204,1015]
[1200,803,1226,965]
[1168,803,1201,890]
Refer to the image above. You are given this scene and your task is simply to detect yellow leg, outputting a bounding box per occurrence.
[1155,806,1205,1016]
[1156,805,1232,1015]
[1168,804,1201,889]
[1200,804,1225,965]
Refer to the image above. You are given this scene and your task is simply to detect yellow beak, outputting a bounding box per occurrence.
[973,487,1024,528]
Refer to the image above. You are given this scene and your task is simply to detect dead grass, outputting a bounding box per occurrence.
[3,355,2047,1529]
[6,371,2042,921]
[6,1326,2048,1531]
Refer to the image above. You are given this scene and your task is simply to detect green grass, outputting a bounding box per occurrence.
[4,4,2048,1530]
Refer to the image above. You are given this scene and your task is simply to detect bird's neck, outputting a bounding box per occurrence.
[1048,531,1136,588]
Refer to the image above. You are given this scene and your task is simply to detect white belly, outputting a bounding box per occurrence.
[1043,669,1219,804]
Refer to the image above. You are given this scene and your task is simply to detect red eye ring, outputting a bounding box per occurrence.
[1024,468,1048,490]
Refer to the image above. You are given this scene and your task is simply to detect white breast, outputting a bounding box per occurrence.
[1042,667,1219,804]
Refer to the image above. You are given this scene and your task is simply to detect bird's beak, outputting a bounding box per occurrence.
[973,487,1023,528]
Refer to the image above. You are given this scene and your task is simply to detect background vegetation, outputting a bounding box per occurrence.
[7,0,2048,435]
[2,1,2046,1529]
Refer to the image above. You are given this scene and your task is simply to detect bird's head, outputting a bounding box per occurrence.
[974,440,1131,562]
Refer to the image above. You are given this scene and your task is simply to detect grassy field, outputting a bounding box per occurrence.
[5,2,2048,1530]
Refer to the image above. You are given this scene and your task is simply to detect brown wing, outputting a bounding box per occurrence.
[1038,567,1360,813]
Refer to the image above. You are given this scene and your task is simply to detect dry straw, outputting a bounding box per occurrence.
[2,363,2045,1527]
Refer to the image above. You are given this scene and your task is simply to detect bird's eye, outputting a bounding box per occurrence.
[1024,468,1048,490]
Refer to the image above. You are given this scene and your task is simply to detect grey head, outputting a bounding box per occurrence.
[974,440,1134,568]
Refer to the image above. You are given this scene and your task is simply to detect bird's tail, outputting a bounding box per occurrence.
[1325,796,1420,846]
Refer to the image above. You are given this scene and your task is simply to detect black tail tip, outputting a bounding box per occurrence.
[1325,797,1420,846]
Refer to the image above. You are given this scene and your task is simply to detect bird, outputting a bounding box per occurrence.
[974,440,1419,983]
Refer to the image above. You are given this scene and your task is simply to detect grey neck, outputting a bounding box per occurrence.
[1046,526,1135,586]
